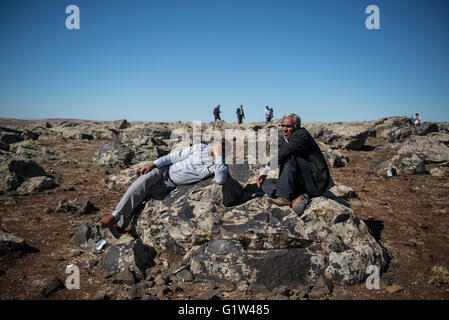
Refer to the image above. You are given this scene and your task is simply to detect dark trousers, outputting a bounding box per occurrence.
[262,155,322,201]
[237,116,243,124]
[214,115,221,121]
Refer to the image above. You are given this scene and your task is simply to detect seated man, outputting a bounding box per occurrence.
[257,113,330,215]
[99,140,229,232]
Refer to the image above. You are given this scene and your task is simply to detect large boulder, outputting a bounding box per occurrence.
[13,141,66,160]
[0,156,48,191]
[320,125,371,150]
[384,122,439,143]
[0,225,38,256]
[16,176,57,195]
[375,132,449,176]
[134,180,388,290]
[92,140,135,166]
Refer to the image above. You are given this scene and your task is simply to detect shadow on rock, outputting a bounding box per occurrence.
[323,190,351,208]
[363,219,384,242]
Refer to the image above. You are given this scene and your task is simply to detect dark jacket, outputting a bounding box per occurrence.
[213,106,221,116]
[269,127,330,194]
[236,108,244,118]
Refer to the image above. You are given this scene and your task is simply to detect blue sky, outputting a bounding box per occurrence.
[0,0,448,123]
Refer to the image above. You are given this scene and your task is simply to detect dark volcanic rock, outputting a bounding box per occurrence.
[101,239,156,280]
[0,225,38,256]
[0,157,47,191]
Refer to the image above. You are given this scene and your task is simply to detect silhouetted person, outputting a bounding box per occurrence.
[213,105,221,121]
[236,105,245,124]
[414,113,421,125]
[264,106,271,123]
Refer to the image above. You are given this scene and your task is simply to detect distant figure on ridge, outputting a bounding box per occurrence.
[213,105,222,122]
[269,107,274,122]
[264,106,271,123]
[414,113,421,125]
[236,105,245,124]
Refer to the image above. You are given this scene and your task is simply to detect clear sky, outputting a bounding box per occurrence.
[1,0,448,123]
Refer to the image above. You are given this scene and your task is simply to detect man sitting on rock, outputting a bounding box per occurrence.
[256,113,331,215]
[99,141,229,232]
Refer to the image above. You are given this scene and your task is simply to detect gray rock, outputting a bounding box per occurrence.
[73,224,102,249]
[92,140,135,166]
[0,157,47,191]
[0,131,23,144]
[0,225,38,256]
[385,122,439,143]
[0,141,9,151]
[16,176,57,194]
[72,198,95,214]
[308,275,333,299]
[112,267,137,285]
[101,239,156,280]
[40,276,63,297]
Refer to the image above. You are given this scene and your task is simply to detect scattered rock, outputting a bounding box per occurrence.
[72,198,96,214]
[428,266,449,288]
[56,199,75,213]
[101,239,156,281]
[385,284,405,294]
[16,176,57,194]
[0,225,38,256]
[112,267,137,285]
[41,276,64,297]
[131,282,146,299]
[198,292,221,300]
[308,275,333,299]
[175,269,194,282]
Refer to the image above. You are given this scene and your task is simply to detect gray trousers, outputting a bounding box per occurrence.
[115,166,176,228]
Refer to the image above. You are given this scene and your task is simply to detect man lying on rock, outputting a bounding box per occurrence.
[98,140,229,233]
[257,113,331,215]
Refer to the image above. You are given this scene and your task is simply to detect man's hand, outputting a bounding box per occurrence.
[209,141,222,160]
[256,173,267,188]
[140,162,156,175]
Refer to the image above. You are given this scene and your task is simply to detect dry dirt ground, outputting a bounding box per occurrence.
[1,134,449,300]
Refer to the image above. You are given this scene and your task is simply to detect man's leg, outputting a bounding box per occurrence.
[275,156,304,202]
[100,167,164,229]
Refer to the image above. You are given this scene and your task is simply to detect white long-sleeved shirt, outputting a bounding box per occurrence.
[154,143,228,185]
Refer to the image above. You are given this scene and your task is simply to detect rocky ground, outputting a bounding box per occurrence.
[0,117,448,300]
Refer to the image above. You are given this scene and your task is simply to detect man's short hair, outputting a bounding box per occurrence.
[283,113,301,129]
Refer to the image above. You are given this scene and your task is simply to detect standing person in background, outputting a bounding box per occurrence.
[414,113,421,125]
[213,105,222,122]
[264,106,271,123]
[236,105,245,124]
[269,107,274,122]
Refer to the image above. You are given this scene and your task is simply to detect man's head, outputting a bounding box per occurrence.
[209,138,231,160]
[266,106,269,109]
[281,113,301,140]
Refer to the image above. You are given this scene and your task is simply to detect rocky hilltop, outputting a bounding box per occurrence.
[0,116,448,300]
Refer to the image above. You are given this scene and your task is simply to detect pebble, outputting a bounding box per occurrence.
[386,285,405,294]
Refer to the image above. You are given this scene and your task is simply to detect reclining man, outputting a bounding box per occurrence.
[99,140,229,232]
[257,113,331,215]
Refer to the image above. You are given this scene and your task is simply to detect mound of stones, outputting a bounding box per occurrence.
[93,164,387,294]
